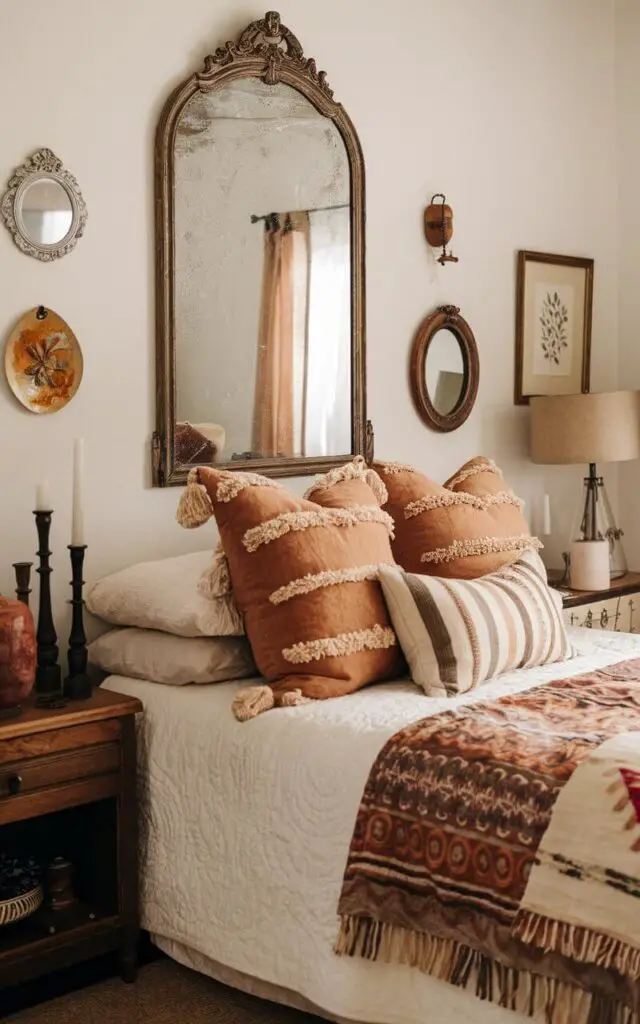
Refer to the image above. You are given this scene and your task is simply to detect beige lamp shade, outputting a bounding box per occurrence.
[530,391,640,465]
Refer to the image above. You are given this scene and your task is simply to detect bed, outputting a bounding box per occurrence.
[102,626,640,1024]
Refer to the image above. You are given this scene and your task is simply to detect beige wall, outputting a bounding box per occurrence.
[616,0,640,567]
[0,0,619,642]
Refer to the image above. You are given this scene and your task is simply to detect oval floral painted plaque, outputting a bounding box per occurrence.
[4,306,83,414]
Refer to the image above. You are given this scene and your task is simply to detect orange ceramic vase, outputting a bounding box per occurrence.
[0,596,36,716]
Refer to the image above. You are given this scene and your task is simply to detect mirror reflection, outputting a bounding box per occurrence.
[20,178,73,246]
[424,328,465,415]
[173,79,352,466]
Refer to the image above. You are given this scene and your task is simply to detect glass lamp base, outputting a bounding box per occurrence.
[567,463,627,581]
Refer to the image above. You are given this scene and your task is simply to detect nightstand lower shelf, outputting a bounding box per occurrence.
[0,907,120,986]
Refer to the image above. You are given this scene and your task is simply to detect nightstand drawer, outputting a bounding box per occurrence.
[0,720,121,766]
[0,743,120,798]
[563,593,640,632]
[549,571,640,633]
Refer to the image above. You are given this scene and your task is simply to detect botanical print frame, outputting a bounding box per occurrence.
[514,250,593,406]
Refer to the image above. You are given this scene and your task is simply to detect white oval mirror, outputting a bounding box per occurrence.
[1,149,87,262]
[20,178,73,246]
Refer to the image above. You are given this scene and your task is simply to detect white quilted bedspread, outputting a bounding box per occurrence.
[104,628,640,1024]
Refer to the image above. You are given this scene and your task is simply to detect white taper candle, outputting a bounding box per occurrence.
[35,480,51,511]
[71,438,85,546]
[542,494,552,536]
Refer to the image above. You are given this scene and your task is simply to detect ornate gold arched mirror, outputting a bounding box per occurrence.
[153,12,369,485]
[410,306,479,432]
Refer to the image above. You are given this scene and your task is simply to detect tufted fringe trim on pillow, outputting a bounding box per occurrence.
[283,624,397,665]
[269,563,392,605]
[375,461,418,476]
[304,457,388,507]
[216,472,284,504]
[405,490,524,520]
[243,506,395,553]
[197,541,233,598]
[420,534,542,565]
[304,456,366,498]
[176,468,214,529]
[232,684,275,722]
[446,458,502,490]
[363,469,389,508]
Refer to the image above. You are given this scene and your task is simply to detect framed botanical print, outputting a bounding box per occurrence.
[514,250,593,405]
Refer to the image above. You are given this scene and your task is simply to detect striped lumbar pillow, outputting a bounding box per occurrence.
[176,458,404,719]
[379,549,572,697]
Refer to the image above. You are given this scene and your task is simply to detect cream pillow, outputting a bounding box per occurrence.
[86,550,243,637]
[379,549,571,697]
[88,628,255,685]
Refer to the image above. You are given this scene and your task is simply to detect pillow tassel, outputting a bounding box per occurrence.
[275,688,313,708]
[176,468,214,529]
[198,542,233,598]
[232,684,275,722]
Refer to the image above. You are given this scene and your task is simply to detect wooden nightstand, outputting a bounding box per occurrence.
[0,688,142,991]
[548,570,640,632]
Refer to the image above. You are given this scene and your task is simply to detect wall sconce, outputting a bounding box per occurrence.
[424,193,458,266]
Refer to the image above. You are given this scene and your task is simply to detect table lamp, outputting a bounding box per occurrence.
[530,390,640,579]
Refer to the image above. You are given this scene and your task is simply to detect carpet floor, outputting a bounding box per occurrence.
[7,959,320,1023]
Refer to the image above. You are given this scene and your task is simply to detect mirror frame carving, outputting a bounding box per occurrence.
[153,11,370,486]
[410,305,480,433]
[1,149,87,262]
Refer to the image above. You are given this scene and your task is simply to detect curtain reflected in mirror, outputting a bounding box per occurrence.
[252,207,350,459]
[173,79,352,467]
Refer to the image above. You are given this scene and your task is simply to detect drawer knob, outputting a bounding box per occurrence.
[8,774,22,796]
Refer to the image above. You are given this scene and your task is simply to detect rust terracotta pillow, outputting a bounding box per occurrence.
[374,456,539,578]
[177,459,403,719]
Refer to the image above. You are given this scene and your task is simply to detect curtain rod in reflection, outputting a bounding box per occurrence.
[250,203,348,225]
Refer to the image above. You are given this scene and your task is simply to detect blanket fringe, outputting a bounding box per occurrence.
[512,909,640,982]
[335,916,639,1024]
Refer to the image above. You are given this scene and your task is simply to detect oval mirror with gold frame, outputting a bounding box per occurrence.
[410,305,479,433]
[153,11,370,486]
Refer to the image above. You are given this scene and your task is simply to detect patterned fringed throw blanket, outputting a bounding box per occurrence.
[336,660,640,1024]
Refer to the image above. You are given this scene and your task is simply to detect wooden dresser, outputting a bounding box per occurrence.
[548,570,640,633]
[0,688,142,990]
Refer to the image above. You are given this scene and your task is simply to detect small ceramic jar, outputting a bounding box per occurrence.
[0,596,36,716]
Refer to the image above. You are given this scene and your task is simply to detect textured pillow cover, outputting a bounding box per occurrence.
[379,549,572,698]
[88,628,256,685]
[85,550,243,637]
[176,459,403,719]
[374,456,539,578]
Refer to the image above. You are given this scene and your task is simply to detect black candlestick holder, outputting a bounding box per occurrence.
[13,561,33,607]
[65,545,91,700]
[34,511,62,695]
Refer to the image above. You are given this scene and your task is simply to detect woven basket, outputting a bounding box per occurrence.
[0,883,43,927]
